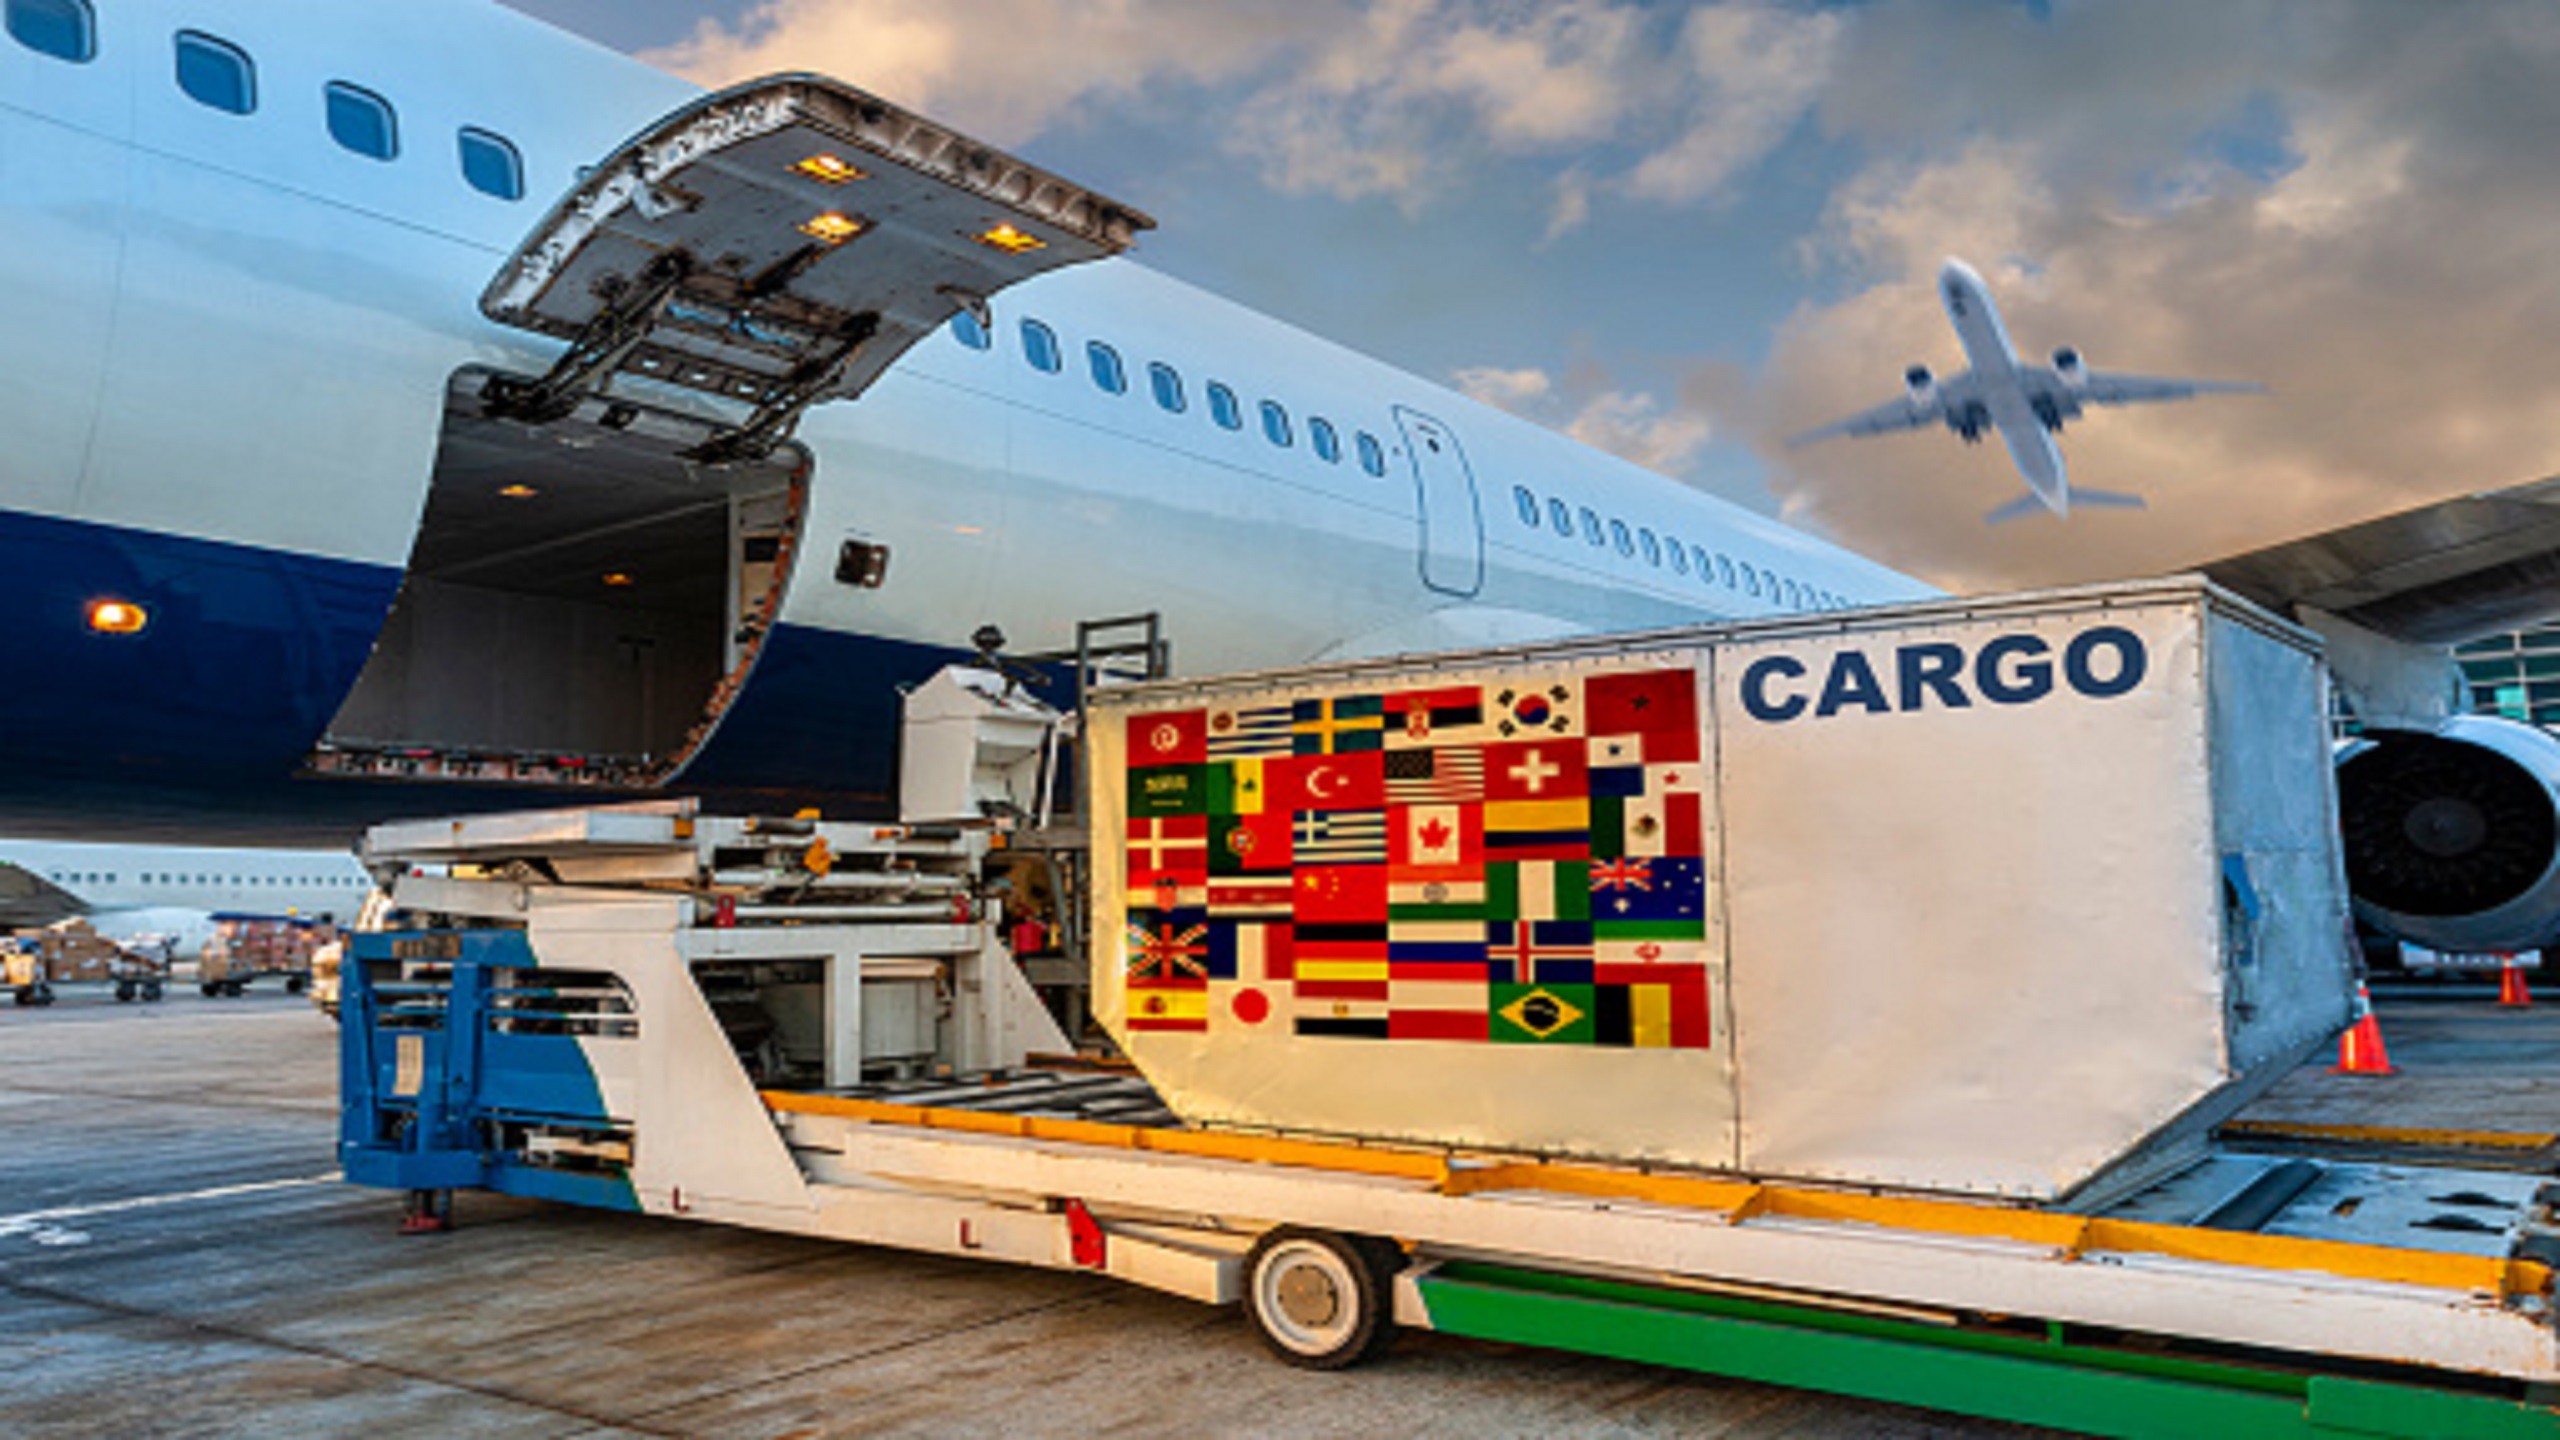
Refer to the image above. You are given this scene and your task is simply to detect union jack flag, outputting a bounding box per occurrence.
[1127,921,1210,980]
[1591,858,1654,892]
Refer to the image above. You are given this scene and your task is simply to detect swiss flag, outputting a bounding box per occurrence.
[1272,751,1383,812]
[1586,670,1698,762]
[1391,804,1482,871]
[1294,865,1387,924]
[1482,739,1588,803]
[1131,708,1208,765]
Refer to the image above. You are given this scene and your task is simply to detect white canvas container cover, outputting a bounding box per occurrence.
[1087,579,2353,1200]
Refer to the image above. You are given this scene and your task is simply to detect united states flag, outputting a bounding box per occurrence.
[1384,746,1485,804]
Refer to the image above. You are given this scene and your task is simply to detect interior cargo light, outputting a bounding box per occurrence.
[497,483,538,498]
[601,572,635,588]
[86,599,149,635]
[799,211,867,246]
[792,153,865,185]
[974,223,1045,255]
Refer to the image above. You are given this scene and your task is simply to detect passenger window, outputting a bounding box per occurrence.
[949,308,991,350]
[1020,319,1061,373]
[1579,507,1605,547]
[1088,341,1127,395]
[458,127,524,200]
[1356,431,1386,476]
[1260,400,1292,448]
[175,31,255,113]
[1309,416,1341,463]
[325,82,399,161]
[1549,498,1574,534]
[1740,562,1760,598]
[1639,528,1660,566]
[1148,361,1184,412]
[1610,519,1634,556]
[1513,486,1538,527]
[6,0,91,62]
[1667,541,1689,576]
[1715,554,1735,588]
[1207,382,1243,430]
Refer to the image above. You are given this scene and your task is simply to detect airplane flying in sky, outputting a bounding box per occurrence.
[1790,258,2264,523]
[1,1,2557,961]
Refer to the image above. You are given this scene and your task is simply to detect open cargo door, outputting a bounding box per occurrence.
[480,73,1154,462]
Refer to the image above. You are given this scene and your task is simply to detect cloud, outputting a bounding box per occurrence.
[1454,363,1713,477]
[1452,365,1554,409]
[646,0,1341,146]
[649,0,1828,214]
[1624,2,1843,204]
[1753,1,2560,594]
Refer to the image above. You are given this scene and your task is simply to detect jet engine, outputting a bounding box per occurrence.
[2337,716,2560,954]
[1903,363,1935,408]
[2052,347,2087,386]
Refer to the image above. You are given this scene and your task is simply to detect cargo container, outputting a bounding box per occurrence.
[1086,578,2352,1204]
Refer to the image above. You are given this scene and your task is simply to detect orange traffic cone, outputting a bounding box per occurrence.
[2499,959,2533,1009]
[2334,983,2395,1075]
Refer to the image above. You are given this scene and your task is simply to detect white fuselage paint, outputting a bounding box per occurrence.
[0,0,1940,841]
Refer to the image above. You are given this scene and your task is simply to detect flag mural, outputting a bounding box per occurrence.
[1122,667,1713,1049]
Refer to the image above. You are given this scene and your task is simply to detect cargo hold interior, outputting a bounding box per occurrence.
[312,373,805,781]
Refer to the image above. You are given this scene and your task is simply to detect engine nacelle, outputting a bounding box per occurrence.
[2337,716,2560,954]
[2052,346,2087,386]
[1902,363,1935,407]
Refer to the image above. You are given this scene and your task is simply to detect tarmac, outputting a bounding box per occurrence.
[7,983,2554,1438]
[0,986,2060,1439]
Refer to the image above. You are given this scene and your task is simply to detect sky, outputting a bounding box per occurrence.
[500,0,2560,595]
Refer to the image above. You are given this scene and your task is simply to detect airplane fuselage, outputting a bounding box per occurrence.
[0,0,1933,844]
[1938,261,2068,507]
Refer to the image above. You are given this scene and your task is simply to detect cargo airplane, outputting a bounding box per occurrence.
[1789,258,2263,523]
[2,0,2558,961]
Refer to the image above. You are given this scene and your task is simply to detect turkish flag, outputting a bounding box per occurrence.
[1130,708,1208,765]
[1272,750,1383,812]
[1293,865,1387,924]
[1586,669,1698,761]
[1481,739,1589,804]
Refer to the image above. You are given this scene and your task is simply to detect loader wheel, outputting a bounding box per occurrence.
[28,982,54,1007]
[222,981,245,998]
[286,975,307,995]
[143,981,164,1002]
[115,981,136,1003]
[201,981,220,997]
[1242,1228,1400,1370]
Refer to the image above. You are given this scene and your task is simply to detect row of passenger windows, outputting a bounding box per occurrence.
[48,871,365,887]
[7,0,527,200]
[952,310,1394,478]
[1509,484,1850,612]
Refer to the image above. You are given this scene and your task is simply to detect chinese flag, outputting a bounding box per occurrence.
[1585,670,1698,760]
[1130,708,1208,765]
[1294,865,1388,924]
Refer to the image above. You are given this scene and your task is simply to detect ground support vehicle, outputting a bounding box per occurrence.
[339,584,2560,1434]
[5,926,165,1005]
[342,903,2560,1437]
[198,918,329,997]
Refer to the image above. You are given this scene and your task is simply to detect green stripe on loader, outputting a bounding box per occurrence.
[1412,1262,2555,1439]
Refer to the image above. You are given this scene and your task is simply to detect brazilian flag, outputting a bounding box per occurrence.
[1491,982,1595,1044]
